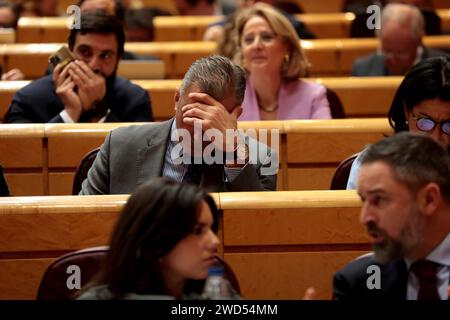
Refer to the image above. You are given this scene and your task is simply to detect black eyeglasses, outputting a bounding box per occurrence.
[412,114,450,135]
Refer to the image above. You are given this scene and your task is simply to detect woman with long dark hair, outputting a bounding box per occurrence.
[78,177,220,299]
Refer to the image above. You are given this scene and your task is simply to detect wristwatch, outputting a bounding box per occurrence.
[225,143,249,168]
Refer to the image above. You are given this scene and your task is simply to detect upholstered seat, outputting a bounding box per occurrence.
[330,153,359,190]
[72,147,100,195]
[37,246,240,300]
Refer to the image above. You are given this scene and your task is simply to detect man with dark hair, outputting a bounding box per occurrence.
[333,132,450,299]
[5,12,153,123]
[80,55,276,195]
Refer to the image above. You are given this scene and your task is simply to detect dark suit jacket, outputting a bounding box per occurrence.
[5,75,153,123]
[0,165,9,197]
[80,119,277,195]
[333,254,409,300]
[352,47,449,76]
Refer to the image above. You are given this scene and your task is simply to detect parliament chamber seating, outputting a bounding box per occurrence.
[0,119,392,196]
[2,36,450,78]
[15,9,450,42]
[0,77,402,123]
[0,190,369,300]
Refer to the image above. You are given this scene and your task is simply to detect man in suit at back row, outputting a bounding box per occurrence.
[334,132,450,299]
[352,3,448,76]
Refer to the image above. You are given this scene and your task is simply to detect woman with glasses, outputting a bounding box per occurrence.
[347,56,450,189]
[233,3,331,121]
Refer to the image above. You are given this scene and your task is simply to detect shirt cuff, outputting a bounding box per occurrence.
[59,110,76,123]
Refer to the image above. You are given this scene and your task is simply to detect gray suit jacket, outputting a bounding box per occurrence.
[80,119,277,194]
[352,46,449,76]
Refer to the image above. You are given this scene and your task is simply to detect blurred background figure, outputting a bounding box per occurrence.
[0,0,19,28]
[233,4,330,121]
[124,8,163,42]
[78,177,225,300]
[78,0,124,22]
[175,0,219,16]
[204,0,314,42]
[18,0,60,16]
[352,3,448,76]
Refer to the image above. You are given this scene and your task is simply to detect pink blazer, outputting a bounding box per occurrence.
[239,79,332,121]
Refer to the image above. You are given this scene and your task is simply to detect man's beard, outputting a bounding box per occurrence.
[369,203,424,264]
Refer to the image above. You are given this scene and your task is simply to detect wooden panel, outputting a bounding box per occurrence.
[6,53,51,79]
[0,195,126,252]
[0,191,367,299]
[438,9,450,31]
[4,173,44,196]
[0,29,15,44]
[223,207,367,246]
[48,172,75,196]
[286,132,388,163]
[298,13,353,38]
[318,77,400,117]
[47,136,106,168]
[0,258,54,300]
[0,78,403,121]
[286,167,336,190]
[295,0,344,13]
[45,123,145,168]
[434,1,450,9]
[0,138,43,168]
[0,124,44,168]
[225,251,366,299]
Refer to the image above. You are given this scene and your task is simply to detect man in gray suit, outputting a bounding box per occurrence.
[352,3,447,76]
[80,55,277,195]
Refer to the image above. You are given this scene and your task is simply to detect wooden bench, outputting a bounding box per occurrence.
[0,77,402,122]
[3,36,450,78]
[0,190,369,299]
[16,10,450,43]
[0,119,393,196]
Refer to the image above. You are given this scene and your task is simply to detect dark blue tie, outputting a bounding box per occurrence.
[182,163,203,185]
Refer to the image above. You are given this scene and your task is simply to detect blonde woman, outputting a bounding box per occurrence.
[234,3,331,121]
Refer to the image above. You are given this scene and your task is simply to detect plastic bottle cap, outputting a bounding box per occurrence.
[207,265,225,276]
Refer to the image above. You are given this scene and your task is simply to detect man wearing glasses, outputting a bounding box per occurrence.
[352,3,448,76]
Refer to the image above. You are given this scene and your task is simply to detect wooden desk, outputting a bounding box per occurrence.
[282,119,392,190]
[0,119,392,196]
[0,190,369,299]
[0,77,403,122]
[3,37,450,78]
[0,124,45,195]
[17,10,450,43]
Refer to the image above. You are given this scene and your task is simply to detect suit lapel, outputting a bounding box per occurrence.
[136,119,173,186]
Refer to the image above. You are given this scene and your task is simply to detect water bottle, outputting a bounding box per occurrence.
[201,265,236,300]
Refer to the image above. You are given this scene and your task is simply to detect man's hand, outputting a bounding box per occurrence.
[68,60,106,111]
[181,92,243,152]
[54,63,83,121]
[1,68,25,81]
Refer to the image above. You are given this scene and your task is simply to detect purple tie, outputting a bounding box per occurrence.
[410,260,441,300]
